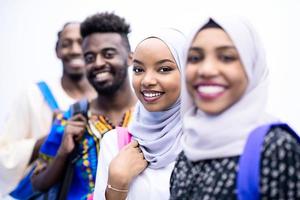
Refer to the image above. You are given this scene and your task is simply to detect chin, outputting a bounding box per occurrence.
[143,104,167,112]
[68,73,84,81]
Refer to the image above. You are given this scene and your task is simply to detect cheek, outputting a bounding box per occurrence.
[132,76,141,95]
[169,81,181,98]
[235,74,248,97]
[185,65,197,95]
[227,66,248,101]
[165,73,181,100]
[86,65,92,75]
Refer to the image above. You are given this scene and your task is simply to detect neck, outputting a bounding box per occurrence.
[61,73,96,100]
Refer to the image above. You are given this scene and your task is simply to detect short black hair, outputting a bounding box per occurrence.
[80,12,131,51]
[55,22,80,51]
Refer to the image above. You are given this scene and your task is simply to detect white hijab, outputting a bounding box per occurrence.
[128,28,186,169]
[181,17,278,161]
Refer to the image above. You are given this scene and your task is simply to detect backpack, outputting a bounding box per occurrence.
[10,99,88,200]
[57,99,88,200]
[116,127,132,150]
[237,123,300,200]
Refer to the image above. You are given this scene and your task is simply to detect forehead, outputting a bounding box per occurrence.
[134,38,175,62]
[192,28,235,48]
[60,23,81,39]
[82,33,124,52]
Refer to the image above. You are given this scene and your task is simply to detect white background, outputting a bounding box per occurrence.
[0,0,299,132]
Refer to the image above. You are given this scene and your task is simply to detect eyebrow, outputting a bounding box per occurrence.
[216,46,236,51]
[156,59,175,65]
[83,47,117,55]
[102,47,117,52]
[133,58,175,65]
[189,45,236,52]
[132,59,144,65]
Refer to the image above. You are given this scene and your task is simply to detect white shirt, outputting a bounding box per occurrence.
[0,78,75,197]
[94,129,175,200]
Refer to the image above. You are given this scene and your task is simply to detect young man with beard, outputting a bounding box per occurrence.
[31,12,137,199]
[0,22,95,197]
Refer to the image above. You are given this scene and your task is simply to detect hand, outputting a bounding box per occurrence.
[57,114,87,156]
[108,140,148,189]
[32,159,48,176]
[30,135,48,164]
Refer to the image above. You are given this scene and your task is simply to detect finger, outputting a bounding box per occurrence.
[139,152,146,159]
[127,140,139,148]
[67,120,87,127]
[70,114,87,123]
[71,128,86,137]
[74,134,84,142]
[133,147,142,154]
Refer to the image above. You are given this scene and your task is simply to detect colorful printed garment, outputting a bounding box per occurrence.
[38,107,132,200]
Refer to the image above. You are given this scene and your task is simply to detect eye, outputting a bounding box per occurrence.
[158,66,173,73]
[133,66,144,74]
[218,54,238,63]
[187,54,204,64]
[103,50,116,59]
[60,41,71,48]
[84,54,95,64]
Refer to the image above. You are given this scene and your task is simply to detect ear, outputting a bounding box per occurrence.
[55,41,62,59]
[127,52,133,67]
[56,50,62,59]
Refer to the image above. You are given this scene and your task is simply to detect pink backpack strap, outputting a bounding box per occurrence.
[116,127,132,150]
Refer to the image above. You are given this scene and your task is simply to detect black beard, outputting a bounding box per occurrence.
[90,68,127,96]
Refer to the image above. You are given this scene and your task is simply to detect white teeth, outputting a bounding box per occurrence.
[143,92,162,98]
[69,58,84,65]
[197,85,225,94]
[95,72,111,81]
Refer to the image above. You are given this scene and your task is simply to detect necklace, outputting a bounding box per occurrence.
[87,109,132,138]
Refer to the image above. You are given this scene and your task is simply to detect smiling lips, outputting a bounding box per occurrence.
[69,57,85,68]
[195,84,227,100]
[141,90,164,103]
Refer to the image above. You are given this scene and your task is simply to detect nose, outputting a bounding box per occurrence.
[94,54,106,68]
[141,71,157,87]
[71,42,82,55]
[197,56,219,78]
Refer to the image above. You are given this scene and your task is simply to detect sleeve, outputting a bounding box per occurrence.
[0,88,37,196]
[93,130,119,200]
[260,127,300,199]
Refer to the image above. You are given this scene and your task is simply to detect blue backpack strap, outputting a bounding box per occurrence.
[237,123,299,200]
[37,81,60,111]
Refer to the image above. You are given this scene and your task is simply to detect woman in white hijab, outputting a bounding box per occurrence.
[170,17,300,200]
[93,28,186,200]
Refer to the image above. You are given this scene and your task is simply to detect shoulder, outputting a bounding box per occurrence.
[12,82,47,111]
[99,129,119,156]
[259,125,300,198]
[44,78,76,110]
[264,125,300,152]
[261,124,300,165]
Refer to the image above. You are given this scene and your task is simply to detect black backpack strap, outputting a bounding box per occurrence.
[57,99,89,200]
[69,99,89,118]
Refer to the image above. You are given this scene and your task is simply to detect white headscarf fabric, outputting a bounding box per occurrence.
[128,29,186,169]
[181,17,278,161]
